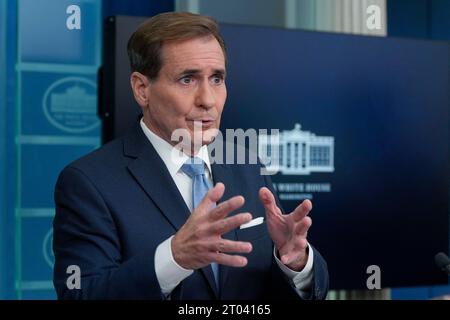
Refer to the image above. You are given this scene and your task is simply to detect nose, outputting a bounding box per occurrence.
[195,80,215,109]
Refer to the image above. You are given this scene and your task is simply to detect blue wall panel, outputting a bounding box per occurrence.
[20,72,100,136]
[1,0,18,300]
[1,0,175,300]
[20,0,101,65]
[0,0,8,300]
[15,0,102,299]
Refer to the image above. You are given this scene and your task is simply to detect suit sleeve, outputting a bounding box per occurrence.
[263,172,330,300]
[53,166,164,299]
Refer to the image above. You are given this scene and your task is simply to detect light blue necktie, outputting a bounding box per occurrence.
[181,157,220,289]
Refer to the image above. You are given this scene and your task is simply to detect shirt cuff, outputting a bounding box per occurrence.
[273,243,314,293]
[154,235,194,296]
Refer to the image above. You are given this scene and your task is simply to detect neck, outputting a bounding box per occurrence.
[142,117,204,157]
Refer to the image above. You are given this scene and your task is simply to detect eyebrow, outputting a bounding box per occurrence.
[178,68,226,77]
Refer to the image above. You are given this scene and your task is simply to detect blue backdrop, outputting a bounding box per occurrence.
[387,0,450,299]
[219,23,450,291]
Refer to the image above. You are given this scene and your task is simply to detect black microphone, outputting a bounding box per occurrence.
[435,252,450,276]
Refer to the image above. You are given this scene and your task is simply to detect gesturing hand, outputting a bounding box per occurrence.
[259,187,312,271]
[172,183,253,270]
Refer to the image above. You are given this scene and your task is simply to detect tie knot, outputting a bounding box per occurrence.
[181,157,206,178]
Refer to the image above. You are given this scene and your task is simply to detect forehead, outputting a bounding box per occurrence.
[160,37,225,73]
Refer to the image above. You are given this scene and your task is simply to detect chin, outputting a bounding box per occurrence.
[202,127,220,144]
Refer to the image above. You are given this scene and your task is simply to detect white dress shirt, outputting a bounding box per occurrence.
[140,119,314,298]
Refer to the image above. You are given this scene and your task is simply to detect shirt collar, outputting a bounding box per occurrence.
[140,118,212,177]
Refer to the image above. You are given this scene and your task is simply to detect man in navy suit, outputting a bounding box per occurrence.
[53,12,329,300]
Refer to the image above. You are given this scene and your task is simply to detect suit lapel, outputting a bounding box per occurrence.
[211,162,239,297]
[124,125,220,298]
[125,126,191,231]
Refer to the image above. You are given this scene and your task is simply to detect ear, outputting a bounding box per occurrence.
[130,72,151,108]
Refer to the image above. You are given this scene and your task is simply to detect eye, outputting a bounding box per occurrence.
[179,76,194,85]
[211,75,224,85]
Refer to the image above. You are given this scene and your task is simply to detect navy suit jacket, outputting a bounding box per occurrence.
[53,124,329,300]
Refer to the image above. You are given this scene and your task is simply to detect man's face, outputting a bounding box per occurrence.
[142,36,226,150]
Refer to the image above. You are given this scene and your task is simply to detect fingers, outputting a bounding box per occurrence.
[210,212,253,235]
[207,239,253,254]
[259,187,282,216]
[259,187,276,208]
[295,216,312,236]
[207,252,248,267]
[210,195,245,221]
[291,199,312,222]
[197,182,225,213]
